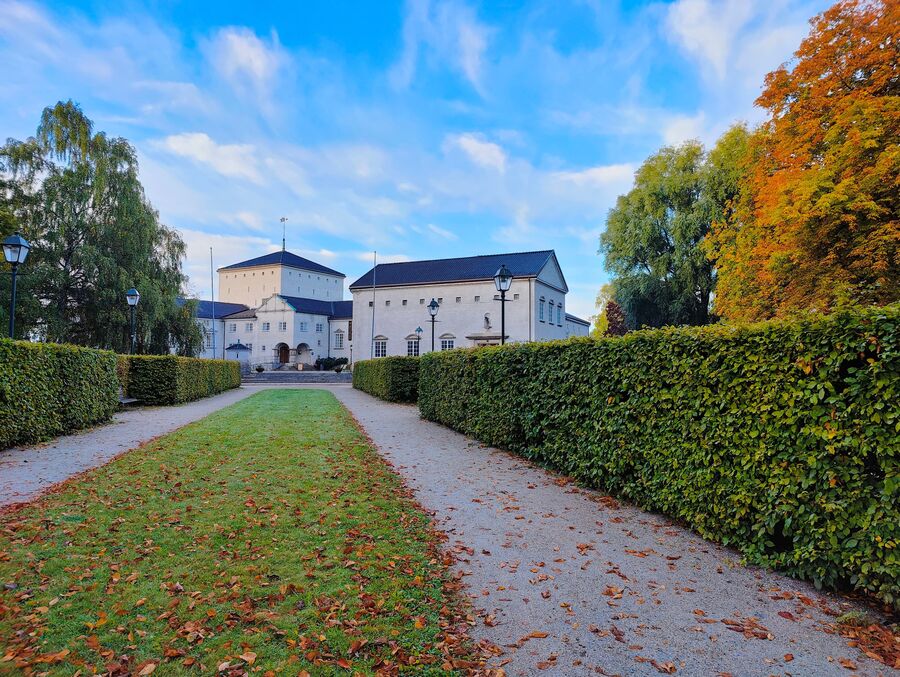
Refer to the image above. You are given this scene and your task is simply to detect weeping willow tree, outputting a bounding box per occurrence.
[0,100,202,354]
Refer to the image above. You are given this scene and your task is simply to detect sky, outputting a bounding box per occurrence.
[0,0,829,321]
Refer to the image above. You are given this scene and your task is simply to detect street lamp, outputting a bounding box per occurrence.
[493,264,513,345]
[2,231,31,339]
[125,288,140,354]
[427,298,439,352]
[415,326,423,355]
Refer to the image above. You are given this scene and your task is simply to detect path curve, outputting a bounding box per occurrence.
[332,387,893,677]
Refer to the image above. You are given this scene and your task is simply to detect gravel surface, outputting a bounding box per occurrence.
[332,387,892,677]
[0,387,263,507]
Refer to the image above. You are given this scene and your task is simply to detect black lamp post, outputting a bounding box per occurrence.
[125,288,140,354]
[493,264,513,345]
[2,231,31,339]
[427,298,439,352]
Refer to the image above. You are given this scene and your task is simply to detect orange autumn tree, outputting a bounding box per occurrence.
[710,0,900,321]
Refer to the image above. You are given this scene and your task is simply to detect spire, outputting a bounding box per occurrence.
[280,216,287,252]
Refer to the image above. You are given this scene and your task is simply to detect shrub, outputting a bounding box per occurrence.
[315,356,349,371]
[418,305,900,607]
[124,355,241,405]
[0,339,119,449]
[116,354,131,395]
[353,357,419,402]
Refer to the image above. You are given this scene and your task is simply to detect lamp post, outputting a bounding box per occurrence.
[493,264,513,345]
[125,288,140,354]
[2,232,31,339]
[427,298,439,352]
[415,326,423,355]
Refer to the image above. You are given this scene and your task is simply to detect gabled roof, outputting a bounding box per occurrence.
[225,343,251,351]
[565,313,590,327]
[223,307,258,320]
[278,296,353,319]
[349,250,559,290]
[179,298,249,320]
[219,250,345,277]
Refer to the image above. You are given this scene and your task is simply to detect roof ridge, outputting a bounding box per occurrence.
[371,249,554,268]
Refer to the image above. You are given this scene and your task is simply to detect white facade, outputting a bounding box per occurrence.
[219,264,344,308]
[350,254,577,361]
[565,314,591,337]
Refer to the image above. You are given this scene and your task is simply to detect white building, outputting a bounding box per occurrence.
[186,248,589,368]
[348,250,588,361]
[189,250,352,369]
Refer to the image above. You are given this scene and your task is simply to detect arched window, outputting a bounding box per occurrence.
[373,335,388,358]
[439,333,456,351]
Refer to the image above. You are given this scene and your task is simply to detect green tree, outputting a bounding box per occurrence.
[0,101,201,354]
[600,127,750,328]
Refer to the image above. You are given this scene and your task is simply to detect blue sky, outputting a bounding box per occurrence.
[0,0,828,319]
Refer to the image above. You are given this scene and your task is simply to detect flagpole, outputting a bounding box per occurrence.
[210,246,217,358]
[370,251,377,359]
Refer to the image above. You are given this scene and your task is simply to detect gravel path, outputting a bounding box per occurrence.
[332,387,892,677]
[0,387,265,507]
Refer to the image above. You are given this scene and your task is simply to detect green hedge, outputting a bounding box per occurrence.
[418,306,899,607]
[353,357,419,402]
[124,355,241,405]
[0,339,119,449]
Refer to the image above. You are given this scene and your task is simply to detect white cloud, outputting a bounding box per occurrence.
[553,163,634,187]
[444,133,507,172]
[180,228,278,298]
[202,26,286,106]
[356,252,410,264]
[391,0,492,93]
[666,0,754,80]
[159,132,262,183]
[661,112,707,145]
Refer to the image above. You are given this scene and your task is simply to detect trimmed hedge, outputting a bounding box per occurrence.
[418,306,899,607]
[124,355,241,405]
[353,357,419,402]
[0,339,119,449]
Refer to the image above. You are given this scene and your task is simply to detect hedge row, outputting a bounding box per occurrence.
[123,355,241,405]
[352,357,419,402]
[418,306,899,607]
[0,339,119,449]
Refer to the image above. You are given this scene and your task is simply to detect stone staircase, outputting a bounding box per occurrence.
[241,370,352,384]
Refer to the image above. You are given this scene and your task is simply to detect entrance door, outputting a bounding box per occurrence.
[278,344,290,364]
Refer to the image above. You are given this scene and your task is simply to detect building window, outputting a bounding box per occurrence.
[474,296,480,302]
[315,323,323,333]
[278,321,287,331]
[334,331,344,349]
[300,321,308,332]
[374,340,387,358]
[539,298,545,322]
[262,345,266,352]
[455,297,461,303]
[348,320,352,341]
[262,322,271,331]
[441,339,455,351]
[557,305,562,325]
[437,297,443,304]
[246,322,253,332]
[402,299,408,306]
[247,343,253,351]
[419,299,425,304]
[407,339,420,356]
[385,300,390,306]
[228,323,237,332]
[368,301,373,307]
[514,293,519,300]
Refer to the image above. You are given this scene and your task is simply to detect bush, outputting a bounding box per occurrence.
[315,356,349,371]
[124,355,241,405]
[353,357,419,402]
[0,339,119,449]
[418,306,900,607]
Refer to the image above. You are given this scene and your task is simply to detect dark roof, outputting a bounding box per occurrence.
[178,298,249,320]
[223,308,257,320]
[225,343,251,351]
[565,313,590,326]
[219,250,344,277]
[349,250,557,289]
[279,296,353,319]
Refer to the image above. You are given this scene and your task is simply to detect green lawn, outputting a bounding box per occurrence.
[0,389,477,675]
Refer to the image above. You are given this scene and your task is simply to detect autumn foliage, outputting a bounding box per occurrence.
[710,0,900,321]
